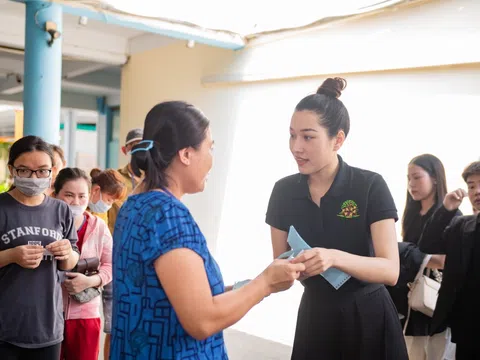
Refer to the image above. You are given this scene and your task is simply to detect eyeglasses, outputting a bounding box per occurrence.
[14,168,52,179]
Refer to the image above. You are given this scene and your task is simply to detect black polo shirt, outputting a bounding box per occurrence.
[266,156,398,293]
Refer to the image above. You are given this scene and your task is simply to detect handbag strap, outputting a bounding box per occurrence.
[414,254,432,282]
[403,254,432,334]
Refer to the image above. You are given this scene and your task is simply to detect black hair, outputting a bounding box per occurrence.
[462,161,480,182]
[402,154,447,238]
[295,77,350,138]
[131,101,210,191]
[54,167,91,194]
[50,144,66,167]
[8,135,54,167]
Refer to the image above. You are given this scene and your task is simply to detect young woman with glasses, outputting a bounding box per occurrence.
[0,136,79,359]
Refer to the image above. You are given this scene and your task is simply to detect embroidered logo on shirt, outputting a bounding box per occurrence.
[337,200,360,218]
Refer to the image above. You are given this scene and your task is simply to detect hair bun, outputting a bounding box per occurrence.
[316,77,347,99]
[90,168,102,179]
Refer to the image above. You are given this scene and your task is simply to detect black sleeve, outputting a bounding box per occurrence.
[366,174,398,226]
[398,242,427,285]
[265,182,289,232]
[418,205,459,255]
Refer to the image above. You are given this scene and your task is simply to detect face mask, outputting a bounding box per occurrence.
[14,176,51,197]
[88,192,112,214]
[69,205,85,217]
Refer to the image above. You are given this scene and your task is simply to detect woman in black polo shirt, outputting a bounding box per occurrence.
[266,78,408,360]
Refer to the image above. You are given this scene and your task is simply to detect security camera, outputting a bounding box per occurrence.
[47,29,61,39]
[45,21,61,46]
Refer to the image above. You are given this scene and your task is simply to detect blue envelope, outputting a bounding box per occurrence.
[232,226,351,291]
[282,226,351,290]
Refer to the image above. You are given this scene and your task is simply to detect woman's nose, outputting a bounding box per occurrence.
[291,140,303,153]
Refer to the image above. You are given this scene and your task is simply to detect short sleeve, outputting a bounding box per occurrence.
[366,174,398,226]
[141,201,206,264]
[63,207,79,254]
[265,182,289,232]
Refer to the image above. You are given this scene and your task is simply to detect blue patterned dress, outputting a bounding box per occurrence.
[110,191,228,360]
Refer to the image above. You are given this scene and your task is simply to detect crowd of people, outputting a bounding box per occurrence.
[0,77,479,360]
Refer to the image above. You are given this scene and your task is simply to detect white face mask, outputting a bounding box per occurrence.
[14,176,51,197]
[69,205,85,218]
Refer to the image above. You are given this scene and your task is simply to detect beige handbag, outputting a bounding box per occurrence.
[403,255,441,333]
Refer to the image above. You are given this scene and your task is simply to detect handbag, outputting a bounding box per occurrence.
[403,254,441,333]
[70,257,102,303]
[71,287,102,303]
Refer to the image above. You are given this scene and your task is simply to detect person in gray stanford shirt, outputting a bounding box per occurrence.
[0,136,79,359]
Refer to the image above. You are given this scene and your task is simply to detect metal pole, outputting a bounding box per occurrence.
[23,0,63,144]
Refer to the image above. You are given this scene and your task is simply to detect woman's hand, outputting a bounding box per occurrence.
[290,248,336,278]
[12,245,45,269]
[443,188,467,211]
[427,254,446,269]
[260,259,305,295]
[63,272,94,294]
[45,239,73,261]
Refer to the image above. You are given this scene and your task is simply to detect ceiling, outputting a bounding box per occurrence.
[0,49,122,96]
[0,0,176,107]
[0,0,412,108]
[101,0,408,36]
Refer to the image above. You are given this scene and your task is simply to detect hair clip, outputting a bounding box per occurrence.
[130,140,154,154]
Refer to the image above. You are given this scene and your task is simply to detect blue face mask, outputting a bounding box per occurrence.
[88,192,112,214]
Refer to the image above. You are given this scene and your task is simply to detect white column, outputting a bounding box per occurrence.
[96,112,107,169]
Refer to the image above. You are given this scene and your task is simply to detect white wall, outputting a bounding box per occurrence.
[119,43,236,254]
[120,0,480,347]
[213,67,480,344]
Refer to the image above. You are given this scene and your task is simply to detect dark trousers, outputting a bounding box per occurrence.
[456,338,480,360]
[0,341,61,360]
